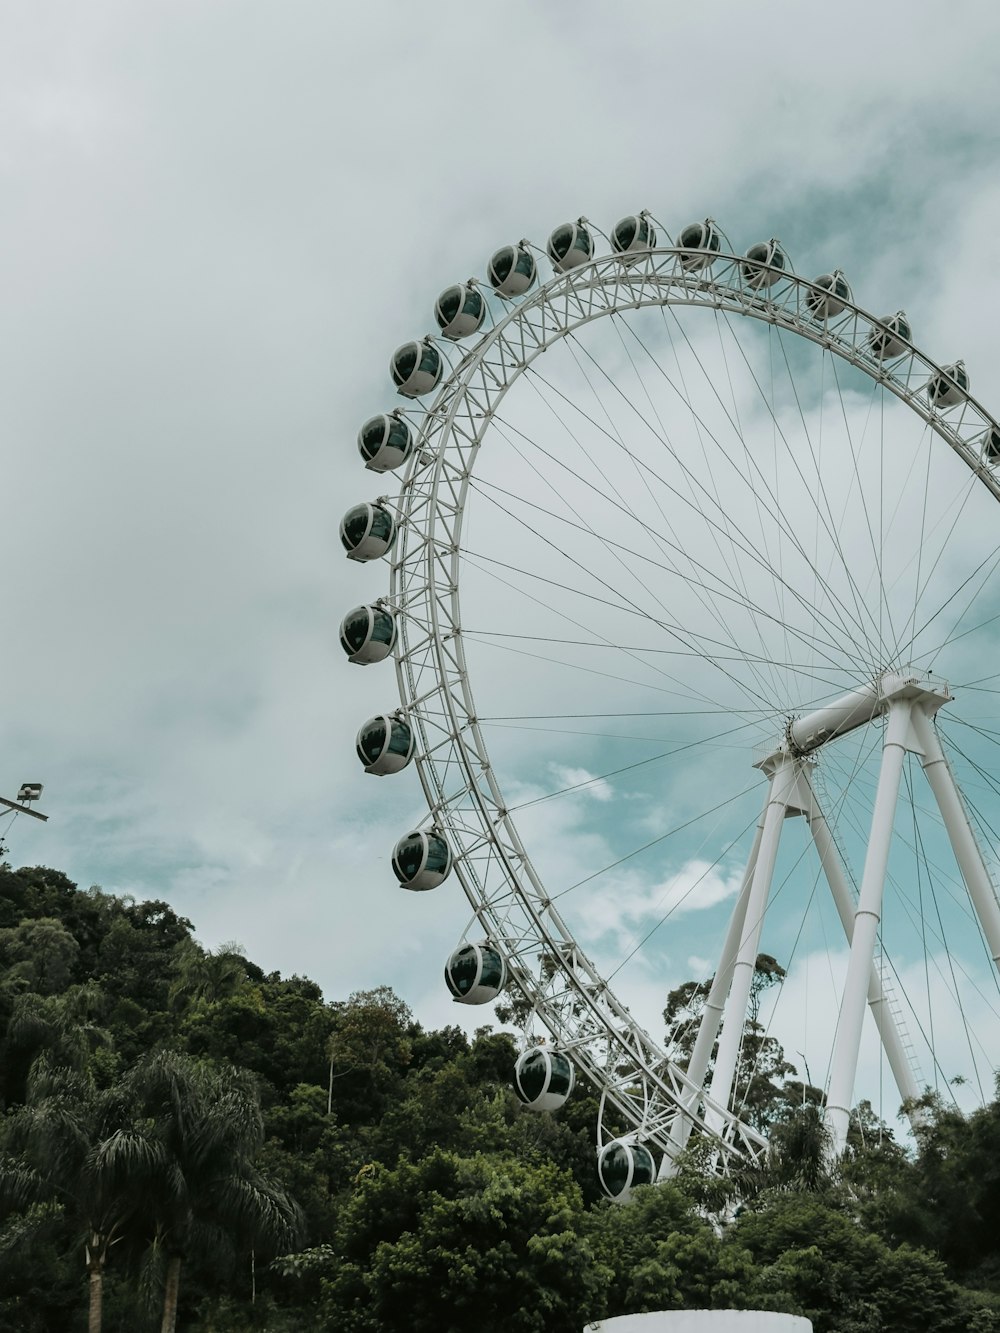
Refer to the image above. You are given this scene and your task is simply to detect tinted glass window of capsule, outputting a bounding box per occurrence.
[340,606,396,657]
[357,717,411,764]
[393,345,417,382]
[488,245,536,295]
[359,415,412,465]
[679,222,719,251]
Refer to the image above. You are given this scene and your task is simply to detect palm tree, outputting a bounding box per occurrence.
[124,1049,303,1333]
[1,982,111,1107]
[0,1054,161,1333]
[168,941,248,1011]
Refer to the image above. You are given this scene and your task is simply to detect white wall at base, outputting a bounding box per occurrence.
[585,1314,812,1333]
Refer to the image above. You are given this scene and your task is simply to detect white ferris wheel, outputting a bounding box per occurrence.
[339,212,1000,1201]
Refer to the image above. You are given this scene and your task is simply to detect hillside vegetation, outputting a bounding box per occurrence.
[1,865,999,1332]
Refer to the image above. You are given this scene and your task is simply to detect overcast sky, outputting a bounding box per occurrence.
[4,1,1000,1124]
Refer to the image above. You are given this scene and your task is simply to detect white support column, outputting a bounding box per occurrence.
[804,790,922,1116]
[910,706,1000,970]
[668,813,767,1156]
[825,698,913,1156]
[705,754,798,1135]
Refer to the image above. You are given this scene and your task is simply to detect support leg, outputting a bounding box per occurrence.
[668,812,766,1156]
[705,755,798,1135]
[804,790,922,1118]
[910,706,1000,970]
[825,699,913,1156]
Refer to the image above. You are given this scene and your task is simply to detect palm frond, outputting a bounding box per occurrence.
[89,1128,167,1183]
[0,1155,47,1212]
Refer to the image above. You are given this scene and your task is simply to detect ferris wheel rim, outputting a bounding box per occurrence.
[383,237,1000,1170]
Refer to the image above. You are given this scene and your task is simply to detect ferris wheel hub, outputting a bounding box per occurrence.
[779,668,951,760]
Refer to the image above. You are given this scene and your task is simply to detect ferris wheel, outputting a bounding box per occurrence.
[339,211,1000,1200]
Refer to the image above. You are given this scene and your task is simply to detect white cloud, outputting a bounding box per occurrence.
[548,764,613,802]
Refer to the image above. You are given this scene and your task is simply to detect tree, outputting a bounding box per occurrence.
[169,940,248,1010]
[586,1176,752,1316]
[1,982,111,1108]
[663,954,818,1132]
[124,1049,303,1333]
[319,1148,607,1332]
[0,917,80,994]
[731,1191,968,1333]
[0,1055,160,1333]
[325,986,413,1122]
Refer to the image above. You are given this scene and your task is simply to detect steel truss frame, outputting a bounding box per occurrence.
[387,243,1000,1172]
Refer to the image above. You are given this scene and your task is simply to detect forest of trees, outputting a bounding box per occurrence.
[2,863,1000,1331]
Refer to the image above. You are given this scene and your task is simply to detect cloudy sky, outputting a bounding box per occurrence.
[4,1,1000,1129]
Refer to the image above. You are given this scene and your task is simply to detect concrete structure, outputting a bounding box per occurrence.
[585,1314,812,1333]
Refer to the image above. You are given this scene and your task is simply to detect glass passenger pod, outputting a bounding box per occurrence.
[678,218,721,271]
[358,412,414,473]
[390,339,443,398]
[741,238,787,290]
[597,1138,657,1204]
[444,941,507,1004]
[611,214,656,256]
[927,360,969,408]
[355,714,414,776]
[487,243,537,299]
[339,604,398,665]
[513,1047,575,1112]
[983,424,1000,464]
[868,310,912,361]
[805,270,851,320]
[392,829,453,890]
[434,283,486,341]
[546,221,595,273]
[340,502,398,562]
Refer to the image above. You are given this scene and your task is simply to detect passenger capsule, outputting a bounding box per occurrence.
[434,283,486,341]
[390,339,443,398]
[984,425,1000,464]
[339,604,397,665]
[393,829,453,890]
[340,502,397,562]
[868,311,911,361]
[487,243,536,298]
[445,941,507,1004]
[677,218,721,271]
[547,221,595,273]
[357,413,414,473]
[513,1047,574,1112]
[611,214,656,256]
[356,714,414,776]
[927,360,969,408]
[805,270,851,320]
[597,1138,657,1203]
[741,238,787,289]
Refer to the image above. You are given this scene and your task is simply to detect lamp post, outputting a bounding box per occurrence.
[0,782,49,822]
